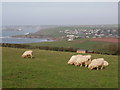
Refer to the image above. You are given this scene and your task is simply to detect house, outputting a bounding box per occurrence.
[67,35,75,41]
[66,35,75,38]
[68,38,73,41]
[76,49,86,53]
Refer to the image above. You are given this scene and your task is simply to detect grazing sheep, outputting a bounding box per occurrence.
[21,50,33,58]
[74,55,91,67]
[75,56,89,67]
[88,58,104,70]
[67,55,82,65]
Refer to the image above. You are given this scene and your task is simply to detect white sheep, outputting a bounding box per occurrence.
[67,55,82,65]
[74,55,91,67]
[88,58,104,70]
[21,50,33,58]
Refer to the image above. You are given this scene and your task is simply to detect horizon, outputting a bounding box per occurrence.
[2,24,118,26]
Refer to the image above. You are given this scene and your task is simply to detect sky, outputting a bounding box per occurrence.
[2,2,118,25]
[1,0,119,2]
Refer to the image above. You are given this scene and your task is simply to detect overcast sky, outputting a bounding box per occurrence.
[2,2,118,25]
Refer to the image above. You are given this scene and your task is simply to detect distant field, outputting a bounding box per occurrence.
[2,47,118,88]
[26,37,119,55]
[28,39,117,50]
[91,38,119,43]
[27,39,106,50]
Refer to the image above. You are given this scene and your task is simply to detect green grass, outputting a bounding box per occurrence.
[27,38,118,54]
[27,39,109,50]
[2,47,118,88]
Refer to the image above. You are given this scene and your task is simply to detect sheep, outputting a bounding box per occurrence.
[67,55,82,65]
[21,50,33,58]
[88,58,104,70]
[83,55,92,67]
[74,55,91,67]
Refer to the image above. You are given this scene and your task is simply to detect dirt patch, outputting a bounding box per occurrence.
[90,38,119,43]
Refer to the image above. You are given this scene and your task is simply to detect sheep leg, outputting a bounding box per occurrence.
[30,54,33,58]
[101,66,103,70]
[80,64,82,67]
[75,63,78,66]
[97,67,99,70]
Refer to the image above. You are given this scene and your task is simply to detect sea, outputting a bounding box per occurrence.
[1,27,53,44]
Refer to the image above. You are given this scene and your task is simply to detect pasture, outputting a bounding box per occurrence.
[27,39,118,55]
[27,39,107,50]
[2,47,118,88]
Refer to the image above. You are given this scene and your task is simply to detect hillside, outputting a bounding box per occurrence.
[12,24,118,39]
[2,47,118,88]
[27,38,118,55]
[28,39,104,49]
[34,24,118,38]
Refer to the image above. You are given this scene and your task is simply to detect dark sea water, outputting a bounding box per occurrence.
[1,28,52,44]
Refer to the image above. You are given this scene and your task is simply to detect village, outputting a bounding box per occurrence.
[59,28,118,41]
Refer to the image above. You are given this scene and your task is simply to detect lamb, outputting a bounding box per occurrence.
[21,50,33,58]
[74,55,91,67]
[88,58,104,70]
[67,55,82,65]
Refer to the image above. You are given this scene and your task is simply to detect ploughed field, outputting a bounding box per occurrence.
[2,47,118,88]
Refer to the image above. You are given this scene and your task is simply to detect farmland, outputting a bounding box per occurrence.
[27,38,109,49]
[27,38,118,55]
[2,47,118,88]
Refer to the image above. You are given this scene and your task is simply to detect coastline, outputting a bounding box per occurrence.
[11,34,60,42]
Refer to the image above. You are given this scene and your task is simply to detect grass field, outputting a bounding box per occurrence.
[27,39,107,50]
[2,47,118,88]
[27,39,118,55]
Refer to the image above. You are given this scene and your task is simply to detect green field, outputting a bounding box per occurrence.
[28,39,106,50]
[27,39,118,55]
[2,47,118,88]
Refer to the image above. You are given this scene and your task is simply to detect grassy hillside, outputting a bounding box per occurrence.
[27,39,118,55]
[2,47,118,88]
[27,39,106,50]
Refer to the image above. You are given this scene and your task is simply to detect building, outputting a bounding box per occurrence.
[68,38,73,41]
[86,50,94,53]
[76,49,86,53]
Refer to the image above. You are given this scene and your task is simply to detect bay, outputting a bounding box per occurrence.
[1,27,52,44]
